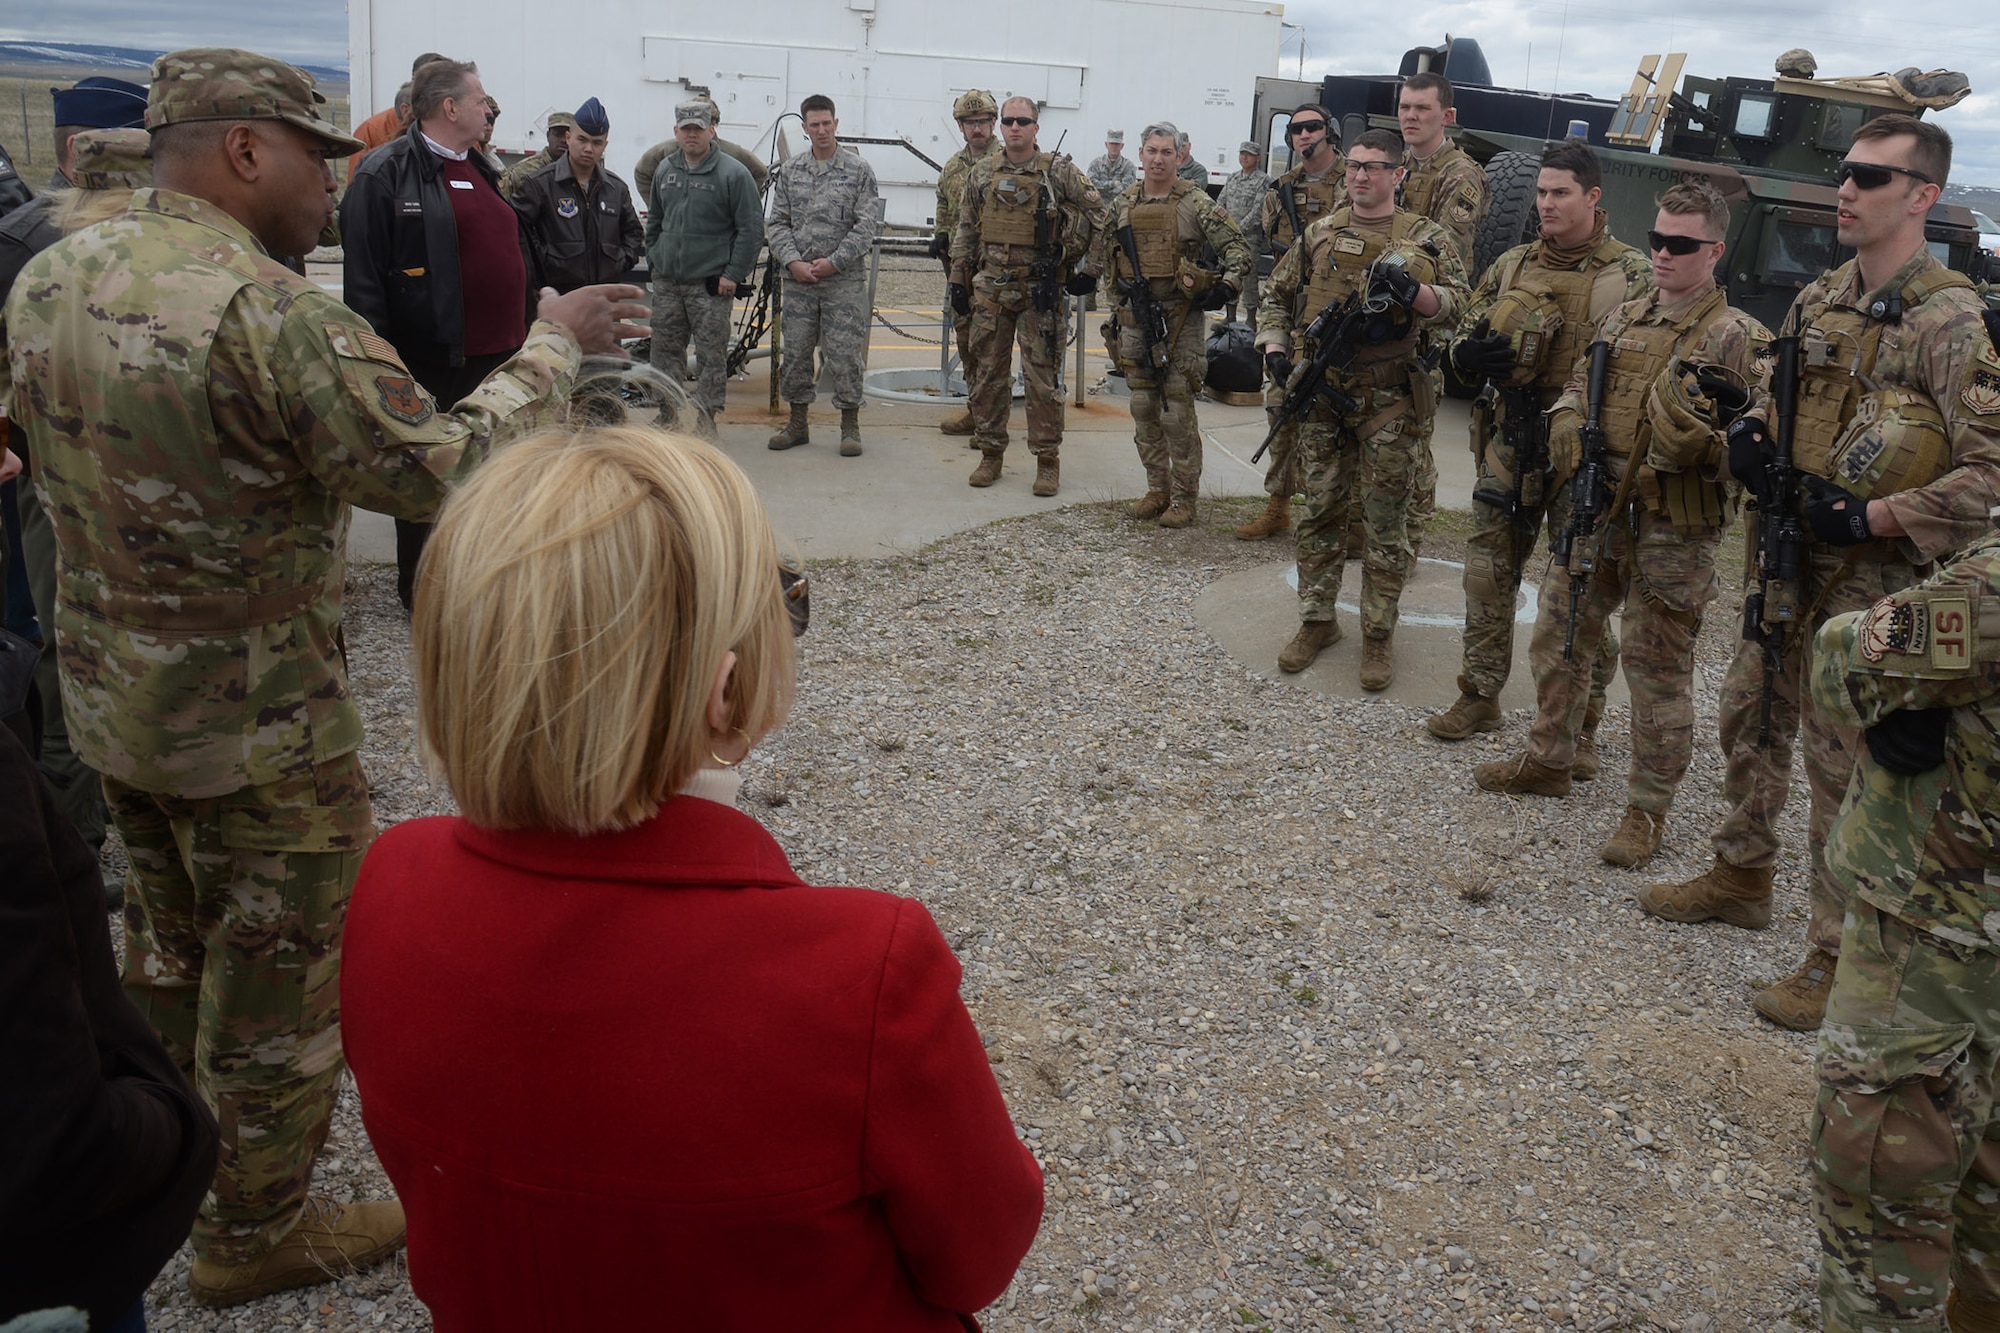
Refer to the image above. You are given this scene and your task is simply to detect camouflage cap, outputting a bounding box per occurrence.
[69,126,152,191]
[952,89,998,120]
[547,111,576,129]
[147,47,364,153]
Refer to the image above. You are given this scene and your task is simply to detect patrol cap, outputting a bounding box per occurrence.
[573,96,608,135]
[546,111,576,130]
[147,48,365,153]
[52,76,147,130]
[1239,140,1260,155]
[69,127,152,191]
[952,89,997,121]
[674,101,713,129]
[1105,129,1124,144]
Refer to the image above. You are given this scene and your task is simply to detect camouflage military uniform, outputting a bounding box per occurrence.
[1097,179,1252,511]
[1523,285,1768,811]
[635,135,770,203]
[0,187,579,1264]
[767,147,884,411]
[1214,164,1269,324]
[1256,160,1346,500]
[1453,223,1653,704]
[497,110,576,201]
[936,140,1002,371]
[1259,206,1468,639]
[950,149,1107,464]
[1709,252,2000,957]
[1087,152,1138,201]
[1807,532,2000,1331]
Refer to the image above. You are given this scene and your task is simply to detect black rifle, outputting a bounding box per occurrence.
[1250,291,1365,464]
[1273,181,1305,258]
[1548,341,1612,662]
[1115,225,1170,374]
[1469,383,1552,561]
[1030,177,1062,367]
[1743,335,1808,747]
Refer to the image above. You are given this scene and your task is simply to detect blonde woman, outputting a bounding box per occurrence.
[340,426,1043,1330]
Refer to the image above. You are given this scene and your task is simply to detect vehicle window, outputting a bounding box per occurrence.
[1763,219,1838,284]
[1973,211,2000,234]
[1732,94,1776,139]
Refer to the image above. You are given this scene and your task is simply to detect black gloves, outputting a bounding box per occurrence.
[1264,350,1294,386]
[1695,367,1751,425]
[1065,271,1098,297]
[1194,282,1237,311]
[927,232,950,261]
[1725,417,1769,489]
[1803,475,1874,545]
[948,283,971,316]
[1865,707,1951,775]
[1372,263,1421,310]
[1451,320,1514,380]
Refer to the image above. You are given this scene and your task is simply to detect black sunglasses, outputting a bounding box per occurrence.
[1286,120,1327,136]
[1646,230,1717,255]
[1835,160,1934,190]
[1000,116,1036,127]
[779,560,809,637]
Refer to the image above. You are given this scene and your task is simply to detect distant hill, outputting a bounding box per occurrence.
[1944,184,2000,223]
[0,40,344,87]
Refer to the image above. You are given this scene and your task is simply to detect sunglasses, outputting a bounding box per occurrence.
[1000,116,1037,127]
[1834,159,1935,190]
[779,560,810,638]
[1343,160,1396,176]
[1286,120,1327,137]
[1647,230,1717,255]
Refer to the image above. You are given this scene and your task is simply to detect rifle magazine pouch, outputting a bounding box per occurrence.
[1408,360,1438,426]
[1642,464,1731,536]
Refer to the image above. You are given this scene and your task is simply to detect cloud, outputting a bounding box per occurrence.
[0,0,346,68]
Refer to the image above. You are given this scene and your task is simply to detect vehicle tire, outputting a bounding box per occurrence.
[1473,149,1542,278]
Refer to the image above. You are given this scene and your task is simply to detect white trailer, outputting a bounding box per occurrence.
[349,0,1284,227]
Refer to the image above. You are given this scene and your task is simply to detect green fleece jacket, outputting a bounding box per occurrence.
[644,146,764,284]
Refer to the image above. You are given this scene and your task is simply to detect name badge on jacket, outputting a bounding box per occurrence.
[449,179,474,190]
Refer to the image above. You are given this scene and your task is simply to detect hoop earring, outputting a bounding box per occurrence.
[710,727,751,769]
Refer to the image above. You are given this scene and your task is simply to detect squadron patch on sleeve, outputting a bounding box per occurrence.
[1858,597,1927,663]
[375,374,433,426]
[1962,363,2000,417]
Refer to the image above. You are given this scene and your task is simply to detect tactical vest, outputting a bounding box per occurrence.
[978,152,1051,248]
[1300,209,1431,363]
[1494,238,1636,393]
[1398,142,1469,221]
[1597,288,1729,456]
[1114,184,1191,281]
[1789,262,1971,499]
[1268,161,1343,249]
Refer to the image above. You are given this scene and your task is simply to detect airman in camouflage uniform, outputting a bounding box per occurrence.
[1086,129,1138,200]
[1258,129,1468,687]
[1806,530,2000,1333]
[1237,104,1346,542]
[1213,139,1269,325]
[1098,122,1252,528]
[496,109,572,199]
[933,90,1000,437]
[950,96,1107,498]
[1429,141,1653,764]
[765,93,884,456]
[1640,116,2000,1036]
[0,47,642,1304]
[633,98,770,201]
[1476,184,1769,873]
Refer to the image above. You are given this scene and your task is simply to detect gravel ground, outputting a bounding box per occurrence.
[132,496,1822,1331]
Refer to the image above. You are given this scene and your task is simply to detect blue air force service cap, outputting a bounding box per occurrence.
[53,75,148,129]
[573,96,609,136]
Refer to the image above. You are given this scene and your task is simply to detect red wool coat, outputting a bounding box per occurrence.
[340,796,1043,1330]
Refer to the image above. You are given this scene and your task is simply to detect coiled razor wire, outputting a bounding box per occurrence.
[568,356,702,432]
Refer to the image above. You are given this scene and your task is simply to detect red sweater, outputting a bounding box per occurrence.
[340,797,1043,1331]
[439,156,527,356]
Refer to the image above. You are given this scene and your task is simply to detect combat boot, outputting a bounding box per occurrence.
[1635,857,1773,929]
[1131,490,1171,520]
[1427,678,1502,740]
[1573,697,1604,781]
[1278,619,1341,673]
[939,409,975,436]
[1947,1288,2000,1333]
[768,402,810,451]
[1473,752,1572,797]
[839,408,862,456]
[189,1196,406,1306]
[1032,457,1060,497]
[1158,499,1197,529]
[1752,948,1838,1032]
[1235,494,1291,540]
[1600,806,1666,868]
[969,450,1004,488]
[1359,635,1393,690]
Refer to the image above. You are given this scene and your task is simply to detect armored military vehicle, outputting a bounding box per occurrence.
[1252,40,1985,333]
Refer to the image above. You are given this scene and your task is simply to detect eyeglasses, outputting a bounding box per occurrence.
[1000,116,1037,127]
[779,560,809,638]
[1835,159,1935,190]
[1285,120,1327,137]
[1647,230,1718,255]
[1343,160,1397,176]
[958,116,995,127]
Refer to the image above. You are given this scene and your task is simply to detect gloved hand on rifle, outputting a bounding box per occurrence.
[1194,282,1238,312]
[1451,320,1515,381]
[927,232,950,262]
[1865,706,1951,775]
[1725,416,1770,489]
[1803,474,1875,545]
[1371,262,1421,311]
[948,283,971,317]
[1264,349,1294,388]
[1546,407,1583,487]
[1065,270,1097,297]
[1695,367,1751,425]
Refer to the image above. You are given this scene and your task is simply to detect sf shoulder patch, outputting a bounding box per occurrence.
[375,374,433,426]
[1858,593,1975,670]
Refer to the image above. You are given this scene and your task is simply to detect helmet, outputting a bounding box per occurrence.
[953,89,998,120]
[1481,288,1564,388]
[1644,360,1743,469]
[1827,386,1950,499]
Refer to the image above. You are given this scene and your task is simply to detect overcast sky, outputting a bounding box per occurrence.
[10,0,1999,181]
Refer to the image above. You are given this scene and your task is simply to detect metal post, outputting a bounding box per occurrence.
[938,271,953,394]
[1073,292,1087,407]
[863,235,883,373]
[767,266,782,413]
